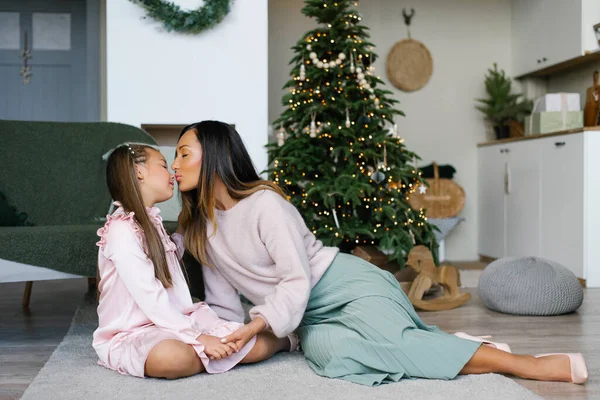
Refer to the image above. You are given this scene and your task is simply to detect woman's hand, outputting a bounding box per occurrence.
[220,317,267,350]
[197,334,238,360]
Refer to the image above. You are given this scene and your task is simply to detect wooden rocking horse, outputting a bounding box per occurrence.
[398,245,471,311]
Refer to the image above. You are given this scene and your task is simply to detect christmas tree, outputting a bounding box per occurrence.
[266,0,439,268]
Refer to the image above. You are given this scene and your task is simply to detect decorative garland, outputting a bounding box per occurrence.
[130,0,233,34]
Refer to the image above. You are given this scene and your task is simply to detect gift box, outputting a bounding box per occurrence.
[533,93,581,113]
[525,111,584,135]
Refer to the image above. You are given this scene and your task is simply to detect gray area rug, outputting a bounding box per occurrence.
[21,294,541,400]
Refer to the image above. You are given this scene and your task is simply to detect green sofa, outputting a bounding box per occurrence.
[0,120,205,305]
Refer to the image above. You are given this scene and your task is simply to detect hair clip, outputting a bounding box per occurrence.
[125,143,135,156]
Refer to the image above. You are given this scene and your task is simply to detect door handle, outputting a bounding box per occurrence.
[19,29,32,84]
[504,162,511,195]
[554,141,565,147]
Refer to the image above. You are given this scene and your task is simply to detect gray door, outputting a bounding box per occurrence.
[0,0,98,122]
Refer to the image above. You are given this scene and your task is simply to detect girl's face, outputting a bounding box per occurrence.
[171,130,202,193]
[136,148,175,206]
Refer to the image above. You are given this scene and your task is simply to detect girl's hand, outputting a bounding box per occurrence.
[220,317,267,350]
[197,334,238,360]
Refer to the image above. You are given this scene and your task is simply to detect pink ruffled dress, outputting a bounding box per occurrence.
[92,203,255,378]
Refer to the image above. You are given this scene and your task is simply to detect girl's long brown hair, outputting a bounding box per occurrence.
[103,144,173,288]
[177,121,286,267]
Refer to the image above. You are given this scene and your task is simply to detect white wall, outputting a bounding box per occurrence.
[269,0,512,261]
[105,0,268,173]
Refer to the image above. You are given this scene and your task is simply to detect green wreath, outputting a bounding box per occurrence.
[130,0,233,34]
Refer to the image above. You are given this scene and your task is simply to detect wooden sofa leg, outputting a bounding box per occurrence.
[22,281,33,308]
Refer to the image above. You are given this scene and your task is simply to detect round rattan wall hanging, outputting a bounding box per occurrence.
[386,8,433,92]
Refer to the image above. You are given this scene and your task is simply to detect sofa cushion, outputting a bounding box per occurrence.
[0,221,206,299]
[0,224,103,277]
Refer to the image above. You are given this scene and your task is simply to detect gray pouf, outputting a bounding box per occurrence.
[478,257,584,316]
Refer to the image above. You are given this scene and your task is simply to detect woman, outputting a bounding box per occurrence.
[171,120,587,386]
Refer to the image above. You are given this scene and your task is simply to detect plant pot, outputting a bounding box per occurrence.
[493,125,510,140]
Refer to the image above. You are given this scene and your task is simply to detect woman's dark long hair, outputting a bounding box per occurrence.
[102,144,173,288]
[177,121,286,266]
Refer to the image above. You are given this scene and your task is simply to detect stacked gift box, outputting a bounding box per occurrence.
[525,93,584,135]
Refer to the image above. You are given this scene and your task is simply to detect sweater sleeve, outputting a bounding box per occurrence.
[102,220,209,342]
[249,194,311,337]
[202,264,246,323]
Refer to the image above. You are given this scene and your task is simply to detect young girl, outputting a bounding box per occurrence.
[92,143,294,380]
[171,121,587,386]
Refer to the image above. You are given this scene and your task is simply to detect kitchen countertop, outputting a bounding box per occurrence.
[477,126,600,147]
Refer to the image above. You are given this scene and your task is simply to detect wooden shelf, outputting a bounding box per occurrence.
[141,123,237,147]
[477,126,600,147]
[515,50,600,79]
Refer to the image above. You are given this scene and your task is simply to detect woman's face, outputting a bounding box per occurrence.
[171,130,202,192]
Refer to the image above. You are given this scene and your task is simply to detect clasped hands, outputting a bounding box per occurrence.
[197,317,266,360]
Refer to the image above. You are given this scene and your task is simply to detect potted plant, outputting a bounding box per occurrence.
[475,63,533,139]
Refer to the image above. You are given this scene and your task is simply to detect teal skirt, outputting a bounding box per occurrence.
[297,253,480,386]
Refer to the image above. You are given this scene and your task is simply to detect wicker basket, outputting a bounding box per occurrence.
[386,38,433,92]
[408,163,465,218]
[508,120,525,138]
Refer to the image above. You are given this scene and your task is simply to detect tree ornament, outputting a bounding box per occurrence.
[310,113,317,138]
[371,170,385,184]
[350,53,356,73]
[391,123,399,138]
[367,48,375,75]
[307,44,312,51]
[277,124,286,146]
[357,115,371,125]
[345,108,351,128]
[299,62,306,81]
[374,98,380,107]
[332,208,340,228]
[371,142,387,184]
